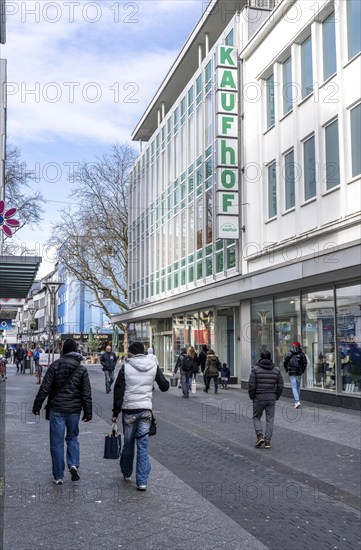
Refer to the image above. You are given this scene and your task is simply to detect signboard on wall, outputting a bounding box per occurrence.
[215,45,239,240]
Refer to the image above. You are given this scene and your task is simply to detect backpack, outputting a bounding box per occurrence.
[288,353,304,374]
[180,355,193,372]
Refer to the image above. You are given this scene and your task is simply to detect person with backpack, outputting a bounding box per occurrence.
[173,347,193,398]
[283,341,307,409]
[249,349,284,448]
[203,350,221,394]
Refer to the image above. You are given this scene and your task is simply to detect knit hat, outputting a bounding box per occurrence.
[293,341,301,347]
[128,341,145,355]
[62,338,78,355]
[180,347,187,354]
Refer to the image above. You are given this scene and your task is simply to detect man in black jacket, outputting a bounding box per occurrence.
[32,339,92,485]
[248,350,284,449]
[100,344,118,394]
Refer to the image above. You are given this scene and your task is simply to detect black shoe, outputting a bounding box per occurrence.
[69,466,80,481]
[264,441,271,449]
[256,434,265,447]
[203,388,208,393]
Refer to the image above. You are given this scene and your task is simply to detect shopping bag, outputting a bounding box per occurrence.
[103,423,122,459]
[170,376,178,387]
[191,378,197,394]
[149,414,157,436]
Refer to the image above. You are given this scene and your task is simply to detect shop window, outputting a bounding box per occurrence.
[301,35,313,98]
[322,12,336,81]
[216,252,224,273]
[265,73,275,129]
[325,119,340,189]
[336,283,361,394]
[225,29,234,46]
[347,0,361,60]
[302,289,335,391]
[199,309,215,350]
[226,245,236,269]
[350,103,361,177]
[274,295,301,383]
[282,56,292,115]
[251,299,273,364]
[303,135,316,200]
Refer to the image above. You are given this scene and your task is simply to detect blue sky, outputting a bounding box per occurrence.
[2,0,206,275]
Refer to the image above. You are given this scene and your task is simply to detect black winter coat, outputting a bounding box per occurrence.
[32,353,92,419]
[283,346,307,376]
[248,359,284,401]
[100,351,117,371]
[198,350,207,373]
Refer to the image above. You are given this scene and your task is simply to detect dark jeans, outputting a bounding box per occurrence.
[252,397,276,442]
[104,369,115,392]
[180,371,190,396]
[205,375,218,393]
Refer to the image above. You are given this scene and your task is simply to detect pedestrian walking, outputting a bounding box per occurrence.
[248,349,284,449]
[173,347,194,398]
[147,347,159,366]
[187,346,199,386]
[112,341,169,491]
[32,338,92,485]
[283,341,307,408]
[100,344,118,394]
[203,350,221,393]
[198,344,208,387]
[220,363,230,389]
[15,345,25,373]
[33,347,41,375]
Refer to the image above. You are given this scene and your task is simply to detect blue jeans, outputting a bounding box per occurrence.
[290,375,302,402]
[121,411,152,486]
[104,369,115,392]
[49,411,81,480]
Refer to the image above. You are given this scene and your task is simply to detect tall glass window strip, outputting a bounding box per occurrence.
[268,162,277,218]
[303,135,316,200]
[266,73,275,128]
[347,0,361,60]
[322,12,336,81]
[284,149,295,210]
[282,56,292,115]
[301,36,313,98]
[225,29,234,46]
[325,119,340,189]
[350,104,361,177]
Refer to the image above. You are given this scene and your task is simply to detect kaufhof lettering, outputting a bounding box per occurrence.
[216,45,239,240]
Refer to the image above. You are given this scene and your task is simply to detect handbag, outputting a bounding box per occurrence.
[149,414,157,436]
[44,363,82,420]
[103,423,122,459]
[191,378,197,394]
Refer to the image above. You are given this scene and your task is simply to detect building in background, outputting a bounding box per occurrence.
[113,0,361,409]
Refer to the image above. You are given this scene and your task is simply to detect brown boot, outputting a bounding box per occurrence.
[256,434,265,447]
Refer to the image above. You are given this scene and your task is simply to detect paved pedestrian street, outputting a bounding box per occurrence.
[1,365,360,550]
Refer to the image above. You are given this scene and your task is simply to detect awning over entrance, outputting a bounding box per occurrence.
[0,256,42,299]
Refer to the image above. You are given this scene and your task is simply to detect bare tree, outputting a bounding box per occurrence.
[49,143,136,329]
[2,145,45,253]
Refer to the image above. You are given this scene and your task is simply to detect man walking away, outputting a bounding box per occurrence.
[100,344,118,394]
[198,345,208,388]
[173,347,193,398]
[32,338,92,485]
[249,350,284,449]
[283,341,307,409]
[15,345,25,373]
[112,341,169,491]
[204,350,221,394]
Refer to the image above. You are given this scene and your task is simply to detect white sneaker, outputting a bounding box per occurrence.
[53,479,63,485]
[294,401,301,409]
[123,476,131,481]
[136,485,147,491]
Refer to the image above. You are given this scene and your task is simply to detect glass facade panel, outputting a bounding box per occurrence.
[322,12,336,81]
[251,299,273,364]
[282,56,292,115]
[266,73,275,128]
[268,162,277,218]
[347,0,361,60]
[351,104,361,177]
[325,119,340,189]
[301,36,313,98]
[284,149,295,209]
[274,295,301,384]
[302,289,335,391]
[336,283,361,394]
[303,135,316,200]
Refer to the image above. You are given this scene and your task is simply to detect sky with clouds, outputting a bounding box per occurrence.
[2,0,206,275]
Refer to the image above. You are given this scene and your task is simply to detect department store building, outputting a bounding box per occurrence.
[114,0,361,409]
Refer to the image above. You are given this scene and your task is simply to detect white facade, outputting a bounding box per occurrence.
[117,0,361,407]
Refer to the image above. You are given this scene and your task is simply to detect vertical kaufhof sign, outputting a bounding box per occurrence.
[216,45,239,240]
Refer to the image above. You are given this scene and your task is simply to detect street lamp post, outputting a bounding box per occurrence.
[44,281,63,366]
[27,306,37,374]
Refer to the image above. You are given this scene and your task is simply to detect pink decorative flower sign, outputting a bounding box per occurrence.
[0,200,20,237]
